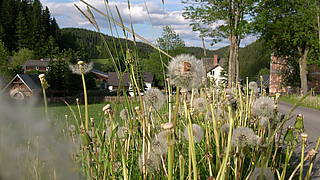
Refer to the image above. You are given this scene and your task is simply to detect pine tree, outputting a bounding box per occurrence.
[1,0,18,51]
[16,11,30,49]
[30,0,46,57]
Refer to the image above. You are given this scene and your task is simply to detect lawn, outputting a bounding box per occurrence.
[280,94,320,110]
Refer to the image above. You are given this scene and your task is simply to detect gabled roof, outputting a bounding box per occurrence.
[2,74,41,92]
[91,69,108,79]
[143,72,154,83]
[23,59,52,68]
[107,72,154,86]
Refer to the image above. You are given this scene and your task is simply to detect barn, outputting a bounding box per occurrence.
[1,74,41,101]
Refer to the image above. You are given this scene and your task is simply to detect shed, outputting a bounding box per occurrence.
[1,74,41,100]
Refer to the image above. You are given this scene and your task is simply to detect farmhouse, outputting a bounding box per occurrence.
[107,72,154,92]
[202,55,226,85]
[22,59,53,73]
[1,74,41,100]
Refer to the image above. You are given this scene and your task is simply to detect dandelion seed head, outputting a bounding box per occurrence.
[259,116,269,128]
[68,124,76,133]
[249,167,274,180]
[144,88,165,110]
[183,124,204,143]
[193,98,207,113]
[69,61,93,75]
[249,81,258,91]
[221,123,230,134]
[167,54,206,90]
[138,152,161,173]
[153,131,169,155]
[105,127,112,139]
[117,126,128,139]
[232,127,259,147]
[252,97,276,118]
[112,162,121,173]
[120,108,129,120]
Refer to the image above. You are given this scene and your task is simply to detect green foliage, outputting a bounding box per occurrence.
[60,28,155,59]
[183,0,255,44]
[239,40,271,79]
[0,0,60,56]
[0,40,8,65]
[257,68,269,77]
[254,0,320,86]
[156,26,185,50]
[11,48,34,67]
[46,59,96,95]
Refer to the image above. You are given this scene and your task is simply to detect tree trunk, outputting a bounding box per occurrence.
[228,34,240,88]
[235,41,240,83]
[228,35,236,87]
[228,0,241,88]
[298,47,309,95]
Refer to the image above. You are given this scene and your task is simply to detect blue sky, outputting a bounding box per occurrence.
[41,0,257,50]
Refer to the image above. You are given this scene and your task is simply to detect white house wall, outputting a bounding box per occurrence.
[207,66,226,85]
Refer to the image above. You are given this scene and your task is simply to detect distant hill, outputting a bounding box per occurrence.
[60,28,270,79]
[60,28,228,59]
[239,40,271,79]
[60,28,155,59]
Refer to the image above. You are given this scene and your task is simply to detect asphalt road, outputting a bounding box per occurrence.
[278,101,320,179]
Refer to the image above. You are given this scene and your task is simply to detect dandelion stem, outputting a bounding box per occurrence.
[81,73,89,130]
[41,84,48,120]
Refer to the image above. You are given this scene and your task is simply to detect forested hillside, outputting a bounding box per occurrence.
[59,28,270,82]
[0,0,60,57]
[60,28,156,59]
[239,40,270,80]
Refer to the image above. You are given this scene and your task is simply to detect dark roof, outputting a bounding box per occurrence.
[23,59,52,68]
[107,72,153,86]
[20,74,41,90]
[2,74,41,92]
[91,69,108,79]
[107,72,130,87]
[143,72,154,83]
[201,57,224,72]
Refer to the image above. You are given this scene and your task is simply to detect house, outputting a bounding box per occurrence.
[1,74,41,100]
[269,55,320,94]
[91,69,109,89]
[202,55,227,85]
[22,59,52,73]
[107,72,154,93]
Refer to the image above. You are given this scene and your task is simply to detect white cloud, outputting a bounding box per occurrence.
[41,0,256,50]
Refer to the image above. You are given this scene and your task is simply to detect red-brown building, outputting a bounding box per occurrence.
[22,59,52,73]
[269,55,320,94]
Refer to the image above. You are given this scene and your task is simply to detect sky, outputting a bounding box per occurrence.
[40,0,257,50]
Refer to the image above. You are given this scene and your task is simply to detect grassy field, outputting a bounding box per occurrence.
[47,99,139,126]
[280,95,320,110]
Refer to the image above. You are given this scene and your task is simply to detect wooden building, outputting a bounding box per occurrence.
[1,74,41,100]
[22,59,52,73]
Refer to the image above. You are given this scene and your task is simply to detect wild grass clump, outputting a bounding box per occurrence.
[55,53,320,180]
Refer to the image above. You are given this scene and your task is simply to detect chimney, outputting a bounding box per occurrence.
[213,55,218,66]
